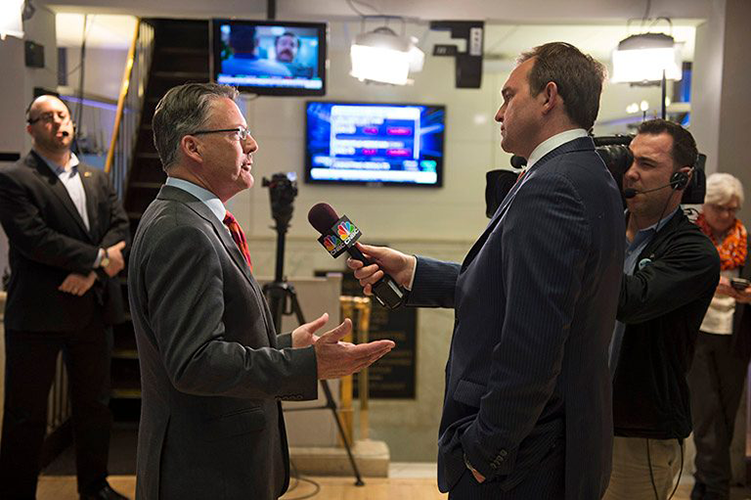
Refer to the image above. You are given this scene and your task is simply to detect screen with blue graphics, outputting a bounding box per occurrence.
[305,101,445,187]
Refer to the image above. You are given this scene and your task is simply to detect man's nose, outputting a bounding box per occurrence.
[244,135,258,154]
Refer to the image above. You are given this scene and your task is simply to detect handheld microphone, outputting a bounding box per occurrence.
[308,203,405,309]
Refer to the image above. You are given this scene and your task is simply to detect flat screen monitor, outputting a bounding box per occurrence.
[305,101,446,187]
[212,19,327,96]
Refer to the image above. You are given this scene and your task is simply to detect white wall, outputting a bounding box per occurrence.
[62,46,128,101]
[0,8,59,288]
[236,20,670,461]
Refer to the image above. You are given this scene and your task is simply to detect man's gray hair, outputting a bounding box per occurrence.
[705,172,744,208]
[152,83,239,172]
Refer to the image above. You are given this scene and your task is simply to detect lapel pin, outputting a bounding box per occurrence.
[84,171,92,177]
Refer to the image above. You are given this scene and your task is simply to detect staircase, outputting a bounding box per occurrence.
[110,18,211,421]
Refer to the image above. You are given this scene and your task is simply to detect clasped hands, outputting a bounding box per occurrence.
[58,240,126,296]
[292,312,395,379]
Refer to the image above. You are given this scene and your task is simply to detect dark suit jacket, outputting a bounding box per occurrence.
[409,137,625,499]
[128,185,318,500]
[731,234,751,361]
[0,151,129,331]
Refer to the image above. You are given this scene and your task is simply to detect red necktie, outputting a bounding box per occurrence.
[515,169,526,184]
[223,211,252,271]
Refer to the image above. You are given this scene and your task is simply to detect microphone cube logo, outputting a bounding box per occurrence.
[318,233,347,257]
[333,216,361,246]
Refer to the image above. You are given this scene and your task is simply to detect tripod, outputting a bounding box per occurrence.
[261,174,364,486]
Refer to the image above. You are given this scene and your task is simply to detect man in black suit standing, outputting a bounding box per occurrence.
[349,42,624,499]
[0,95,130,500]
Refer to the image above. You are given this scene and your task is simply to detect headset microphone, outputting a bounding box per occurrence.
[623,170,690,199]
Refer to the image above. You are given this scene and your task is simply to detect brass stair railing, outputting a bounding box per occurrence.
[104,19,155,198]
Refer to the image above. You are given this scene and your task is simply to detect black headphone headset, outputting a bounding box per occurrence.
[669,169,690,191]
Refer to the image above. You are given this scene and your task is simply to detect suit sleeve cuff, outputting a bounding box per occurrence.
[93,248,103,268]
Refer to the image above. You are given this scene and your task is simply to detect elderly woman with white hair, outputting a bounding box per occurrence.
[689,172,751,500]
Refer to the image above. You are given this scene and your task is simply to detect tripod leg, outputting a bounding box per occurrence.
[320,379,365,486]
[288,289,365,486]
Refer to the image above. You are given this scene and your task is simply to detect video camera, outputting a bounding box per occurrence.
[262,172,298,230]
[485,136,707,218]
[593,135,706,206]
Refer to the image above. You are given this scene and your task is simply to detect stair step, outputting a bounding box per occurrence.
[111,388,142,399]
[158,47,207,56]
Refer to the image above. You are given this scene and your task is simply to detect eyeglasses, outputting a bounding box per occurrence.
[191,126,251,142]
[28,111,70,124]
[707,203,739,215]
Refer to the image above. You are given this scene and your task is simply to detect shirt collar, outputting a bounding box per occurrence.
[525,129,588,170]
[626,206,681,249]
[35,149,80,175]
[165,177,227,223]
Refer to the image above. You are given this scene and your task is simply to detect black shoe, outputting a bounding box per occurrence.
[80,484,129,500]
[691,482,705,500]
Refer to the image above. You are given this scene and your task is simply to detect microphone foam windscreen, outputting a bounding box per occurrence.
[308,203,340,234]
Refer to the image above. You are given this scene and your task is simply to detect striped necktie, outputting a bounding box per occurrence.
[223,210,252,271]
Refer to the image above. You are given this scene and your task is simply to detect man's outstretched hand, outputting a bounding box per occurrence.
[314,317,395,379]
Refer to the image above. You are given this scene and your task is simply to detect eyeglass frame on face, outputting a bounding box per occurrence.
[27,110,71,125]
[706,203,740,216]
[190,126,252,142]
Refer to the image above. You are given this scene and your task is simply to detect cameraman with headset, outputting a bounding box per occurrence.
[603,119,720,500]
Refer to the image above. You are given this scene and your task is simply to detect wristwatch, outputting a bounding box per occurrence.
[100,248,111,268]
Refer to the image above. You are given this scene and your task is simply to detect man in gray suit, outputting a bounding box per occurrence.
[128,83,394,500]
[349,42,624,499]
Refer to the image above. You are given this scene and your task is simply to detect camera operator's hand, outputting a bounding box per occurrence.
[315,319,395,379]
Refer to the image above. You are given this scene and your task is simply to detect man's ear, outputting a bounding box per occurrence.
[181,135,202,163]
[541,81,560,114]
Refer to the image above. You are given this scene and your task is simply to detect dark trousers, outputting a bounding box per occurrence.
[448,439,565,500]
[0,317,113,499]
[688,331,749,499]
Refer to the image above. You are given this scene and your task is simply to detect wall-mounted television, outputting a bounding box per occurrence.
[211,19,327,96]
[305,101,446,187]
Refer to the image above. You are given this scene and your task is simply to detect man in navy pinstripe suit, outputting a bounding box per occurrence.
[349,42,624,499]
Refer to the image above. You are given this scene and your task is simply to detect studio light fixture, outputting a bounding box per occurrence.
[350,23,424,86]
[611,32,682,84]
[0,0,25,41]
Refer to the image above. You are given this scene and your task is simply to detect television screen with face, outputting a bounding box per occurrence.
[305,101,446,187]
[212,19,327,96]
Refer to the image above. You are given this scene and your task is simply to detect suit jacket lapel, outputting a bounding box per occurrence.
[80,165,100,241]
[157,186,277,342]
[461,173,525,272]
[156,186,255,284]
[28,152,92,241]
[460,137,596,272]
